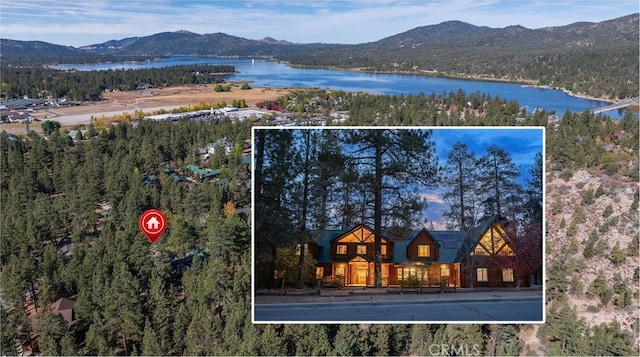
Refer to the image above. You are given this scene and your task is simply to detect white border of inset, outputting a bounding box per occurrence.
[251,125,546,325]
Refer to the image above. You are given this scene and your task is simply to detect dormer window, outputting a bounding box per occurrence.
[418,244,431,257]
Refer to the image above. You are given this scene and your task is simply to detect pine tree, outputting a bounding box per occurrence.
[442,142,478,230]
[35,310,74,356]
[259,325,287,356]
[408,324,435,356]
[588,321,635,356]
[333,324,362,356]
[476,145,521,219]
[486,324,521,356]
[539,295,589,356]
[343,129,439,287]
[609,241,626,265]
[254,129,300,289]
[525,152,543,223]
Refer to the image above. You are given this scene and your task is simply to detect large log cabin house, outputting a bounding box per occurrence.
[308,216,530,288]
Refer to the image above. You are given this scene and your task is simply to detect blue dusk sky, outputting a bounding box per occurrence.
[1,1,637,47]
[424,127,543,229]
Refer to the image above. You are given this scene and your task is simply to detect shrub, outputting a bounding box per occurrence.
[586,305,600,313]
[605,162,619,176]
[581,189,595,205]
[400,275,421,288]
[551,200,563,215]
[610,242,626,265]
[602,205,613,218]
[569,276,584,296]
[560,169,573,181]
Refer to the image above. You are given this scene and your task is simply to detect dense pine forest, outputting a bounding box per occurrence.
[0,64,234,101]
[1,87,638,355]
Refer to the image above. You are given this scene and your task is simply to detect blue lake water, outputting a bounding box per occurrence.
[56,56,630,118]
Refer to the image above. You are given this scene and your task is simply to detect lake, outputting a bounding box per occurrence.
[56,56,630,118]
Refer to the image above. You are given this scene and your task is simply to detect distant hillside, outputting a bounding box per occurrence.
[79,31,329,57]
[0,39,84,57]
[281,13,639,99]
[2,13,637,98]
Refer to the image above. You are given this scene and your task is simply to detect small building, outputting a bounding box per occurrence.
[186,164,220,182]
[54,237,73,257]
[50,298,75,326]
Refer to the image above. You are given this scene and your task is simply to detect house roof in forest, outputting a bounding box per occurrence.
[50,298,75,325]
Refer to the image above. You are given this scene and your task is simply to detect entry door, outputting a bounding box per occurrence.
[356,267,368,285]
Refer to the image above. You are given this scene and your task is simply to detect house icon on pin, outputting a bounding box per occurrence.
[146,216,160,230]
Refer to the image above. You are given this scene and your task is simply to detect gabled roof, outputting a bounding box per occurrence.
[309,229,348,263]
[331,224,380,243]
[454,216,501,262]
[50,298,75,326]
[310,216,505,265]
[50,297,75,312]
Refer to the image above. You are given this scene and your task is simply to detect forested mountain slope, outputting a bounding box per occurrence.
[2,13,637,99]
[281,13,639,99]
[1,89,637,355]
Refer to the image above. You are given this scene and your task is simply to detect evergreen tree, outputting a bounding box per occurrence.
[476,145,521,219]
[525,152,543,223]
[343,129,439,287]
[486,324,521,356]
[588,321,635,356]
[35,310,75,356]
[609,241,626,265]
[442,142,479,230]
[254,129,300,289]
[539,295,589,356]
[333,324,362,356]
[259,325,287,356]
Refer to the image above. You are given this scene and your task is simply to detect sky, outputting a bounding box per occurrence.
[1,0,637,47]
[426,127,543,229]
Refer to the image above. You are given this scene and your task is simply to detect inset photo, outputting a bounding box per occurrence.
[252,126,545,324]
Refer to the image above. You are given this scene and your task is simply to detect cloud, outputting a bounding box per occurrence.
[2,0,636,47]
[417,193,446,205]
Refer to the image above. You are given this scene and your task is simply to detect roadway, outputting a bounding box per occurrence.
[591,98,638,114]
[50,105,187,126]
[254,297,543,323]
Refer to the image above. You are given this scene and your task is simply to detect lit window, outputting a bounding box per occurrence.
[357,245,367,254]
[296,243,308,256]
[497,245,515,256]
[335,265,345,277]
[441,265,450,277]
[381,245,387,257]
[502,268,514,282]
[477,268,488,282]
[336,245,347,254]
[402,267,416,279]
[418,245,431,257]
[473,244,490,255]
[316,267,324,279]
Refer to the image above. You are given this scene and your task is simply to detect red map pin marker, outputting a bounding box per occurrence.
[139,209,167,243]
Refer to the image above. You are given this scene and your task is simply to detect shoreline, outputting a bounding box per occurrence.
[283,61,622,104]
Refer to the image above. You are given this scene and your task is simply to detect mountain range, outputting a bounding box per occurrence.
[3,13,637,58]
[2,13,638,98]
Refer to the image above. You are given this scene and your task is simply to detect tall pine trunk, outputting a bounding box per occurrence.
[374,134,383,288]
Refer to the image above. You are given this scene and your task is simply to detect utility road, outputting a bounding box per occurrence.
[254,297,543,323]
